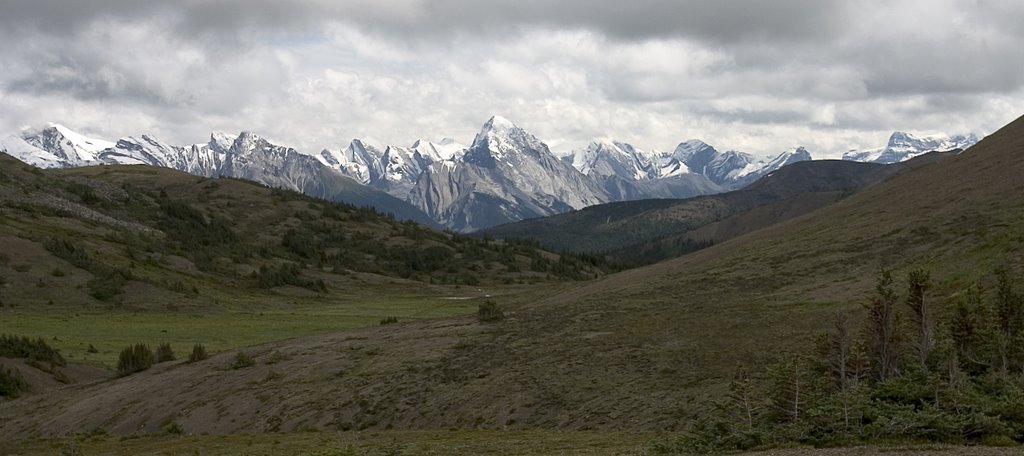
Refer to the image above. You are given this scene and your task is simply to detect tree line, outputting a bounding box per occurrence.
[658,268,1024,452]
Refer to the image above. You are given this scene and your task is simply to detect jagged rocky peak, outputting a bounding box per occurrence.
[231,131,266,154]
[466,116,548,165]
[209,131,237,153]
[21,124,114,163]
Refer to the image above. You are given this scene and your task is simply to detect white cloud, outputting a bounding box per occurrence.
[0,1,1021,160]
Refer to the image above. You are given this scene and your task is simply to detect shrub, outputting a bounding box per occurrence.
[379,316,399,325]
[155,343,175,362]
[116,344,154,377]
[0,366,29,398]
[231,351,255,369]
[188,344,208,362]
[477,300,505,323]
[0,334,66,366]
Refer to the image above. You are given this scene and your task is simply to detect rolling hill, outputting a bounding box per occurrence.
[0,113,1021,439]
[481,152,955,264]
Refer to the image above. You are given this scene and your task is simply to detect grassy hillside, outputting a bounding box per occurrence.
[0,158,607,366]
[1,113,1022,443]
[482,154,953,264]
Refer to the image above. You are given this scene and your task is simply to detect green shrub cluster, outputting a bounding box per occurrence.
[660,269,1024,453]
[0,366,28,398]
[155,343,175,362]
[231,351,255,369]
[255,263,326,292]
[44,238,131,301]
[116,344,154,377]
[0,334,66,367]
[188,344,208,363]
[477,300,505,323]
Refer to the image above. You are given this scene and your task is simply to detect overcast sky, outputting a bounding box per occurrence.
[0,0,1021,158]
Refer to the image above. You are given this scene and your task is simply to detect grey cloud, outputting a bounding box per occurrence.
[0,0,848,45]
[4,54,175,105]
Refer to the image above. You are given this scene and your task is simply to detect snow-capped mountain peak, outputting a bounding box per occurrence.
[20,124,115,164]
[844,131,979,164]
[566,139,656,181]
[49,124,114,154]
[466,116,547,165]
[411,138,466,162]
[231,131,267,155]
[209,131,236,153]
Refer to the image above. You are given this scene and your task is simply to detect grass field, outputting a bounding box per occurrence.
[0,281,568,367]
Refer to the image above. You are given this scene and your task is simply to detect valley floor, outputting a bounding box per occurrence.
[1,431,1020,456]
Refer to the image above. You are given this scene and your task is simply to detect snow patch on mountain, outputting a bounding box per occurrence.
[843,132,978,164]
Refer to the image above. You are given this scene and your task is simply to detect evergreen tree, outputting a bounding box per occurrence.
[947,283,992,374]
[865,269,900,381]
[905,268,935,368]
[724,365,763,428]
[994,269,1024,373]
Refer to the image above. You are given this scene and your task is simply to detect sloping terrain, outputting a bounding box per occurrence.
[0,156,605,308]
[483,153,953,264]
[0,114,1021,438]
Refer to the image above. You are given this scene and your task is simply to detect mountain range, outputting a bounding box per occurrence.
[0,112,1017,439]
[482,151,955,264]
[0,118,977,231]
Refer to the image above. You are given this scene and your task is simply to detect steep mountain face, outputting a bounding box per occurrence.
[843,131,978,164]
[408,117,610,232]
[0,125,113,168]
[563,139,723,201]
[566,137,814,194]
[318,138,469,201]
[99,135,224,176]
[2,127,436,226]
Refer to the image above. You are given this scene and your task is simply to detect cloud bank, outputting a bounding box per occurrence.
[0,0,1021,157]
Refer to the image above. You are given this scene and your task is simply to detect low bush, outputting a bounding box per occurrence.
[477,300,504,323]
[0,366,28,398]
[231,351,255,369]
[155,343,175,362]
[0,334,66,366]
[188,344,208,362]
[116,344,154,377]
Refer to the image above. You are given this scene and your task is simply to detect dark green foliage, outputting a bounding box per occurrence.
[163,420,185,435]
[379,316,399,325]
[231,351,255,369]
[156,197,238,250]
[865,269,901,381]
[65,182,101,205]
[86,267,131,301]
[905,268,935,367]
[43,238,93,270]
[116,344,154,377]
[281,228,317,258]
[188,344,208,363]
[0,366,29,398]
[994,269,1024,373]
[0,334,66,366]
[155,343,175,363]
[661,269,1024,453]
[255,263,326,292]
[44,238,130,300]
[477,300,504,323]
